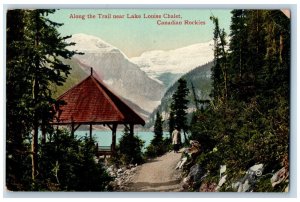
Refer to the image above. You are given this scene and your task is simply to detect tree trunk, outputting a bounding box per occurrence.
[32,10,40,181]
[32,118,39,180]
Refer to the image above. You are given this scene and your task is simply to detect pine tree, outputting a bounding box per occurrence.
[210,16,229,102]
[190,10,290,189]
[244,10,266,97]
[152,111,163,146]
[6,9,80,183]
[6,9,33,190]
[228,9,250,101]
[168,106,175,139]
[171,78,189,143]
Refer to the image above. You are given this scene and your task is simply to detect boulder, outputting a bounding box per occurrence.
[186,140,201,158]
[176,157,188,169]
[270,167,289,187]
[190,164,204,182]
[234,163,264,192]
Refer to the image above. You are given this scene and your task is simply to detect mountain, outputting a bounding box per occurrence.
[66,33,165,113]
[51,58,151,120]
[145,61,213,129]
[54,34,215,120]
[131,41,214,88]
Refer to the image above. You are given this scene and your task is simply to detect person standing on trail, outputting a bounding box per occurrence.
[172,127,181,153]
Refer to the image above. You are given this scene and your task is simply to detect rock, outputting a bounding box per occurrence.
[107,165,114,172]
[190,164,203,182]
[248,164,264,177]
[232,182,240,190]
[240,179,250,192]
[117,168,123,174]
[199,182,217,192]
[186,140,201,158]
[183,176,190,184]
[186,164,205,188]
[116,179,122,186]
[219,165,226,178]
[271,167,289,187]
[128,164,135,168]
[215,175,227,191]
[285,184,289,192]
[131,167,137,172]
[109,171,116,177]
[234,163,264,192]
[124,169,131,175]
[176,157,188,169]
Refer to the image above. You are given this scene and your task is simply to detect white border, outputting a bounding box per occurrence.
[1,0,299,201]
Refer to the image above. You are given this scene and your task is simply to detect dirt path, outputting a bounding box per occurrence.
[127,151,183,192]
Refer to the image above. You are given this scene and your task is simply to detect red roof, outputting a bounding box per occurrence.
[53,74,145,126]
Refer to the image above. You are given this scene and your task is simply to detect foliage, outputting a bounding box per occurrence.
[6,9,84,189]
[145,112,171,158]
[189,10,290,192]
[152,111,164,146]
[170,78,190,143]
[7,129,112,191]
[117,128,145,165]
[50,58,88,98]
[38,129,113,191]
[168,110,176,139]
[146,62,213,130]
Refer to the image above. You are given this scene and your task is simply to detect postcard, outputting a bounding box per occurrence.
[5,8,290,193]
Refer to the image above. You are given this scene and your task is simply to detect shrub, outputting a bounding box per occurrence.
[118,129,144,165]
[37,129,113,191]
[145,137,171,158]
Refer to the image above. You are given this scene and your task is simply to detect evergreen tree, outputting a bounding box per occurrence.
[210,16,229,102]
[168,109,175,139]
[6,9,33,190]
[189,11,290,192]
[228,9,250,101]
[145,111,168,158]
[152,111,163,146]
[244,10,266,97]
[171,78,189,143]
[6,9,80,184]
[118,128,144,165]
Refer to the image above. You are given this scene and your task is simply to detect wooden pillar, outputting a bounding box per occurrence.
[71,122,75,138]
[89,123,92,139]
[111,124,117,153]
[130,124,134,136]
[41,121,46,144]
[95,142,99,158]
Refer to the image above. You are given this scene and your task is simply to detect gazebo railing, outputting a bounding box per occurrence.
[98,146,111,151]
[95,144,113,158]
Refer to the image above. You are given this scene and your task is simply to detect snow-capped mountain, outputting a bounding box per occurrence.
[131,41,214,87]
[65,33,215,115]
[66,33,164,113]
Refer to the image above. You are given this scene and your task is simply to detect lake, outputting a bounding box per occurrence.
[75,131,171,149]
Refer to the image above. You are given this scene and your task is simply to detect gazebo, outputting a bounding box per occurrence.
[51,68,145,154]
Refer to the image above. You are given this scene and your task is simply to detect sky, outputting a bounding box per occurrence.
[49,9,232,57]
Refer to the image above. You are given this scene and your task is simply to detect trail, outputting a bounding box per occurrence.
[127,151,183,192]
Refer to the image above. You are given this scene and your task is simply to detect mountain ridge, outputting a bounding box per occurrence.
[56,33,215,119]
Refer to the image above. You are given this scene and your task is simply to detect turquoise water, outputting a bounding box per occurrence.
[75,131,171,149]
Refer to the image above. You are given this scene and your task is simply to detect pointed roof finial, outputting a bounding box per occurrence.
[91,67,93,76]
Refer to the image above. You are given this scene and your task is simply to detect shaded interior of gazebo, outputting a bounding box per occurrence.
[51,69,145,155]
